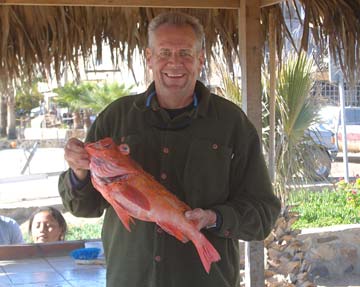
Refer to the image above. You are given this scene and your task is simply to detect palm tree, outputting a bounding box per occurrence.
[219,53,321,203]
[6,83,16,140]
[272,53,320,202]
[54,81,133,129]
[54,82,96,129]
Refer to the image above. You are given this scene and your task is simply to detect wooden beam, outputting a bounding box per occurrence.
[239,0,265,284]
[0,0,284,8]
[268,8,277,182]
[260,0,285,8]
[240,0,263,130]
[0,0,239,9]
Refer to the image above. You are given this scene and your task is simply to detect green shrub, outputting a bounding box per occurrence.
[66,219,103,241]
[289,178,360,229]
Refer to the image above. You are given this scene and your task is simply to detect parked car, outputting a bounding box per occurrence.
[304,106,360,179]
[336,107,360,153]
[305,121,338,179]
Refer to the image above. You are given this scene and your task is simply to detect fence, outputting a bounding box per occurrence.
[311,80,360,106]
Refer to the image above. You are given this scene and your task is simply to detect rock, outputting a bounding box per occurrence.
[309,264,329,279]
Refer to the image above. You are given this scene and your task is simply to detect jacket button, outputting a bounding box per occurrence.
[212,143,218,150]
[156,227,163,234]
[160,173,167,180]
[155,255,161,262]
[224,230,230,237]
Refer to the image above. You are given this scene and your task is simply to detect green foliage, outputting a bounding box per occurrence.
[54,81,133,114]
[220,73,241,106]
[272,53,320,202]
[15,77,44,115]
[289,178,360,229]
[53,82,96,110]
[66,221,103,241]
[337,178,360,211]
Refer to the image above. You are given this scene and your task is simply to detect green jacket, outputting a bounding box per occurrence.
[59,81,281,287]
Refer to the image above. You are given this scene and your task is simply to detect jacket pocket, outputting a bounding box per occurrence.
[183,138,233,207]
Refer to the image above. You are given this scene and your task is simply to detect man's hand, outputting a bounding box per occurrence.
[185,208,217,230]
[64,137,90,181]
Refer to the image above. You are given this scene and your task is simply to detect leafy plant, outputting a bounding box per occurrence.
[54,81,134,115]
[271,53,320,203]
[66,222,103,241]
[15,77,44,116]
[289,179,360,229]
[54,81,133,129]
[337,178,360,212]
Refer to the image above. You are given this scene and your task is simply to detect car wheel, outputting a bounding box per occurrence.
[304,147,332,180]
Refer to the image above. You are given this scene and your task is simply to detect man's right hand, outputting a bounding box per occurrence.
[64,137,90,181]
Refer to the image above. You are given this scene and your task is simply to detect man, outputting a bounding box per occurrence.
[59,12,281,287]
[0,215,24,245]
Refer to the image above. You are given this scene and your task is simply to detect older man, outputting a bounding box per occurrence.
[59,11,280,287]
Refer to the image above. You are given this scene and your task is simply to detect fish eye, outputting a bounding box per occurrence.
[119,144,130,155]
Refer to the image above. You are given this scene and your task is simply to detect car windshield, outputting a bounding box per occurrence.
[317,106,338,130]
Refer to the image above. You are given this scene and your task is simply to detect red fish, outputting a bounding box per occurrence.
[84,137,220,273]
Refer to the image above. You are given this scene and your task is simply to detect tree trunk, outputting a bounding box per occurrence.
[0,94,7,137]
[73,111,82,129]
[7,84,17,139]
[83,109,92,132]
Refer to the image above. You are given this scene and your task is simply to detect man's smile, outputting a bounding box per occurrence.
[164,72,186,78]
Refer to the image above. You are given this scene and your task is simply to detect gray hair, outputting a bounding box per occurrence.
[147,12,205,51]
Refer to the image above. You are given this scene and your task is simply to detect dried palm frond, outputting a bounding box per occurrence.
[0,2,359,87]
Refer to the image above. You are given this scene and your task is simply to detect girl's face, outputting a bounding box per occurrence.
[31,211,63,243]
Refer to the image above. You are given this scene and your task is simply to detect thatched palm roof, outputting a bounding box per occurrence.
[0,0,359,85]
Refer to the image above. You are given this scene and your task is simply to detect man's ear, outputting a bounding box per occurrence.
[198,49,205,70]
[145,48,152,69]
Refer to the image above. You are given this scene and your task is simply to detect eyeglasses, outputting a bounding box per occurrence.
[155,48,196,60]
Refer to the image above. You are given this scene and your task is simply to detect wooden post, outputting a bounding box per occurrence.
[239,0,265,286]
[268,8,277,182]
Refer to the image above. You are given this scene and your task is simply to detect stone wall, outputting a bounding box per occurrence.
[298,224,360,279]
[257,208,360,286]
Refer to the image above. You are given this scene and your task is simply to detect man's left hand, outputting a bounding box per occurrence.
[185,208,217,230]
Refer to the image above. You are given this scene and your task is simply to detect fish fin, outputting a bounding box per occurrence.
[157,222,189,243]
[110,198,135,232]
[120,184,151,211]
[193,234,221,274]
[91,181,134,231]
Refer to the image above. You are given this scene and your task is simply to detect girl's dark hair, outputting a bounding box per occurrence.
[28,206,67,240]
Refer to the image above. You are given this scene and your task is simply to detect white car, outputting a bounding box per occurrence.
[336,107,360,153]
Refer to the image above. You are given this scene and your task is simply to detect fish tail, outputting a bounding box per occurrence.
[193,234,221,274]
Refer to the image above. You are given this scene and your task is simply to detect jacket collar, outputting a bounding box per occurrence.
[134,80,210,118]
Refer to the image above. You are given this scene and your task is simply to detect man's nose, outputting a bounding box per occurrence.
[168,52,181,63]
